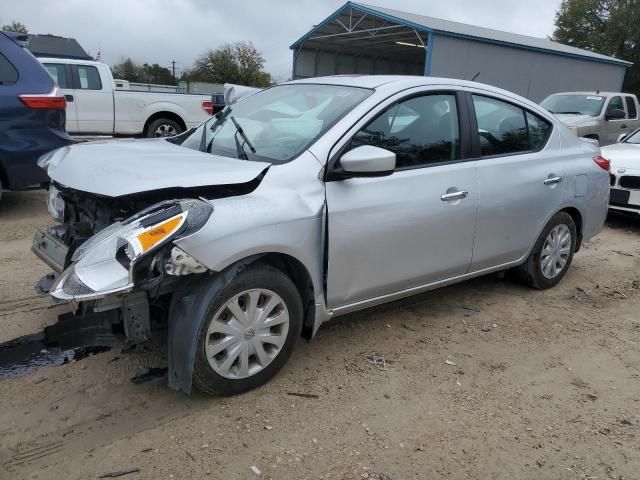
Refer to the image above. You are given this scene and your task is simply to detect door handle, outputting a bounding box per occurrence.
[65,94,74,102]
[441,190,469,202]
[544,176,562,185]
[621,124,628,129]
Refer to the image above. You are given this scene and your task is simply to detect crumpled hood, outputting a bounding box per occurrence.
[47,139,270,197]
[554,114,597,127]
[601,142,640,169]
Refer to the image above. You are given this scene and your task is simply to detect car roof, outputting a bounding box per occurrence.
[549,92,632,97]
[288,74,532,100]
[36,57,103,66]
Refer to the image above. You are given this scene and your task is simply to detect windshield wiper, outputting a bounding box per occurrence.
[230,116,256,155]
[554,111,583,115]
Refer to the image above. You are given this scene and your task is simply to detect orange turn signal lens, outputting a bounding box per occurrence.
[136,213,186,252]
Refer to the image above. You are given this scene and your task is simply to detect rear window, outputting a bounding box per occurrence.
[0,52,19,84]
[76,65,102,90]
[44,63,70,89]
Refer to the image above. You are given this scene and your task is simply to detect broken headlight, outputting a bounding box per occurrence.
[50,199,213,301]
[47,185,66,223]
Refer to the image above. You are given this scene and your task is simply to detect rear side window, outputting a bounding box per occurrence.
[76,65,102,90]
[350,93,461,169]
[43,63,70,89]
[473,95,528,156]
[626,97,638,119]
[526,112,552,150]
[473,95,552,156]
[0,52,19,84]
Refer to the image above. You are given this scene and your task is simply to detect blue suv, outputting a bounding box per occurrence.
[0,31,72,201]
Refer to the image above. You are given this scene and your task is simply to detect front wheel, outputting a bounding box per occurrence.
[192,264,303,396]
[514,212,577,289]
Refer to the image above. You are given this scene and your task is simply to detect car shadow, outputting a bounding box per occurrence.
[606,210,640,233]
[0,189,48,219]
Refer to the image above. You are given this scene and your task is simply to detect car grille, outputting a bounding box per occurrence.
[619,175,640,190]
[610,174,616,186]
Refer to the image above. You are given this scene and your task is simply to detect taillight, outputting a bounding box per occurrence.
[201,100,213,115]
[593,155,610,172]
[19,85,66,110]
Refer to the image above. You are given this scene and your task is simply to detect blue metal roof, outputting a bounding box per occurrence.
[290,2,632,68]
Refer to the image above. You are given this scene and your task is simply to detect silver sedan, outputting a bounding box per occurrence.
[34,75,610,395]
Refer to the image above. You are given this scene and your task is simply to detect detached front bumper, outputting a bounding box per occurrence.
[32,225,68,273]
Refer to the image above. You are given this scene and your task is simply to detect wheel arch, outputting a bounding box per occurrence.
[560,206,584,251]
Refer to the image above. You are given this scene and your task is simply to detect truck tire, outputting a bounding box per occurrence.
[192,263,303,396]
[146,118,183,138]
[513,212,577,290]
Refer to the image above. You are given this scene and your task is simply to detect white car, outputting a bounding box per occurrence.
[603,128,640,214]
[39,58,213,137]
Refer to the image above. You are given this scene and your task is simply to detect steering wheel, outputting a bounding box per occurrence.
[479,130,500,146]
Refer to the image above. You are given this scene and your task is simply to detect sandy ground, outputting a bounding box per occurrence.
[0,190,639,480]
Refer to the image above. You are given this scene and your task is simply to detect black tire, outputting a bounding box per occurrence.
[192,264,303,396]
[514,212,577,290]
[145,118,183,138]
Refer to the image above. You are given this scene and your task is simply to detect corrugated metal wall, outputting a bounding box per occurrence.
[430,35,626,102]
[293,48,423,79]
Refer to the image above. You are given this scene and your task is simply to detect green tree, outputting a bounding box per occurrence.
[187,41,272,87]
[111,57,174,85]
[553,0,640,95]
[2,21,28,33]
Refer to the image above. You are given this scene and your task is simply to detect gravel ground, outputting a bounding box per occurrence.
[0,190,639,480]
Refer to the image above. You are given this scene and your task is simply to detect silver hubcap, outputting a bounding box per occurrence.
[205,289,289,379]
[154,123,177,137]
[540,224,572,279]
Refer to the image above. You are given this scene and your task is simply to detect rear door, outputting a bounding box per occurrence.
[325,89,479,309]
[625,96,640,133]
[42,62,78,133]
[71,64,114,133]
[468,92,562,271]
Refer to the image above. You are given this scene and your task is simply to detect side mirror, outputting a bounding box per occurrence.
[618,133,628,143]
[339,146,396,177]
[605,109,626,121]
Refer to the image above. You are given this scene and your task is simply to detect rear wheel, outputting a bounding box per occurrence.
[192,264,303,396]
[146,118,183,138]
[514,212,576,289]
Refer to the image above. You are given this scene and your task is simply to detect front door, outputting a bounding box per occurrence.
[603,95,628,145]
[72,64,113,134]
[42,62,78,133]
[325,92,478,309]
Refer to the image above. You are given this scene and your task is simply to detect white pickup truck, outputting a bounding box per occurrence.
[39,58,213,137]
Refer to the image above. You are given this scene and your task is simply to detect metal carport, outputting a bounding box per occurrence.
[291,2,632,102]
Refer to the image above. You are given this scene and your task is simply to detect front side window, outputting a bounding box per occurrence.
[178,84,372,164]
[626,97,637,119]
[349,94,460,169]
[44,63,69,89]
[473,95,528,156]
[607,96,625,116]
[76,66,102,90]
[540,94,605,117]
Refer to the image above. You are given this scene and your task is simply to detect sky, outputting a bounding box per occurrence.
[1,0,563,82]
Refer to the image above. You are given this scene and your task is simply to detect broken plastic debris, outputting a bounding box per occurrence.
[251,465,262,475]
[445,359,457,366]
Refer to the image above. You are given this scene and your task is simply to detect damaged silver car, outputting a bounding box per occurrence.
[32,76,610,395]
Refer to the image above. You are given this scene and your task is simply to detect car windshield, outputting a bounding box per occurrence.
[623,129,640,144]
[540,94,606,117]
[177,84,372,164]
